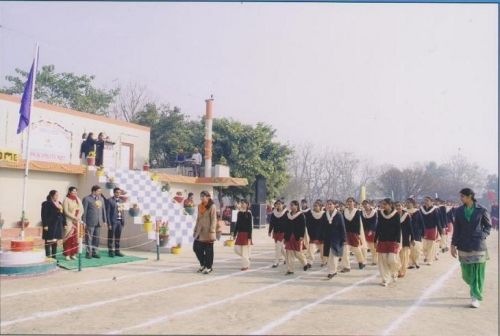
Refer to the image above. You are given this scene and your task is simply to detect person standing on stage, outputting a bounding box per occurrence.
[361,200,378,265]
[395,201,414,278]
[269,199,287,268]
[62,186,84,260]
[375,198,401,287]
[284,200,308,275]
[420,196,443,265]
[106,187,125,257]
[322,200,346,279]
[41,190,65,259]
[407,198,424,269]
[82,185,108,259]
[341,197,366,272]
[233,200,253,271]
[193,191,218,274]
[451,188,492,308]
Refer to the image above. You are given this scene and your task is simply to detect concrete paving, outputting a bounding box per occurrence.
[1,229,497,335]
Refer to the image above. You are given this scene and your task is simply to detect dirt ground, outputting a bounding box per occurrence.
[1,228,498,335]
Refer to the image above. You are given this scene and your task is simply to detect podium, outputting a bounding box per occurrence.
[102,142,116,168]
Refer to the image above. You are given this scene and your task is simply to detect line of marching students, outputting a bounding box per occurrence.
[233,196,459,285]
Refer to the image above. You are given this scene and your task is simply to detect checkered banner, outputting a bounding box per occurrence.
[105,168,195,248]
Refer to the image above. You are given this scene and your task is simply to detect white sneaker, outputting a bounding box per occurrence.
[65,256,71,261]
[471,298,480,308]
[380,282,388,287]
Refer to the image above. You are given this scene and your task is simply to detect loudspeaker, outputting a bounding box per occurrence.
[255,175,267,204]
[251,203,267,228]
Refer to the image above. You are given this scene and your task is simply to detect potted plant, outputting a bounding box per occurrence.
[161,183,171,193]
[171,243,182,254]
[106,177,117,189]
[129,203,141,217]
[87,151,96,166]
[143,214,153,232]
[151,172,160,182]
[143,159,150,171]
[17,218,30,229]
[158,221,170,247]
[184,205,195,216]
[119,189,129,202]
[224,238,235,247]
[219,156,228,165]
[96,166,105,177]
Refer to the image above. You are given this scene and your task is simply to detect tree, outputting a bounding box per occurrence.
[1,65,119,116]
[376,166,404,200]
[112,82,150,121]
[132,102,201,167]
[210,119,293,200]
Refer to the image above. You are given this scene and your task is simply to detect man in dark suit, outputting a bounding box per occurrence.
[82,185,108,258]
[106,187,125,257]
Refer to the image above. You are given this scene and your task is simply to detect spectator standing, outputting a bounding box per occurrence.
[191,147,202,177]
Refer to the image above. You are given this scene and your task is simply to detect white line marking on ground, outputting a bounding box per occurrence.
[381,263,460,336]
[0,264,272,328]
[107,269,327,334]
[249,273,379,335]
[0,251,273,299]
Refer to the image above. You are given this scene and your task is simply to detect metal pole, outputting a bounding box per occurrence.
[77,222,82,272]
[20,43,39,240]
[156,224,160,261]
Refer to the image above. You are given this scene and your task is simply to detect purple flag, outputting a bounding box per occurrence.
[16,59,36,134]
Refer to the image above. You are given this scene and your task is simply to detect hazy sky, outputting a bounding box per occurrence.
[0,2,497,173]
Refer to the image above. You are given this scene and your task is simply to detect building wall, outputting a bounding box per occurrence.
[0,97,150,170]
[0,169,81,228]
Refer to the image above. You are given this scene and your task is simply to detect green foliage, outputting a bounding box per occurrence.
[132,102,203,168]
[1,65,119,116]
[132,106,292,200]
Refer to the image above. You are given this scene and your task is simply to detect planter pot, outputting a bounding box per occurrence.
[129,208,141,217]
[143,222,153,233]
[105,182,117,189]
[224,239,235,247]
[96,170,105,177]
[143,164,150,171]
[184,207,195,215]
[159,235,170,247]
[17,220,30,229]
[171,247,182,254]
[87,157,95,166]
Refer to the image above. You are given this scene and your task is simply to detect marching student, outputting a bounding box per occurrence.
[375,198,401,287]
[284,200,308,275]
[268,199,288,268]
[361,200,378,265]
[301,199,313,267]
[322,199,346,279]
[437,199,450,253]
[420,196,443,266]
[341,197,366,272]
[395,201,414,278]
[233,200,253,271]
[305,200,327,267]
[451,188,492,308]
[406,198,425,269]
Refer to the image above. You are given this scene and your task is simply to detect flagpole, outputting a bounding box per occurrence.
[20,43,39,240]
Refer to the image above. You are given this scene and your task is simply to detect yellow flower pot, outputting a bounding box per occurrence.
[224,239,235,247]
[171,246,182,254]
[96,170,105,177]
[143,221,153,232]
